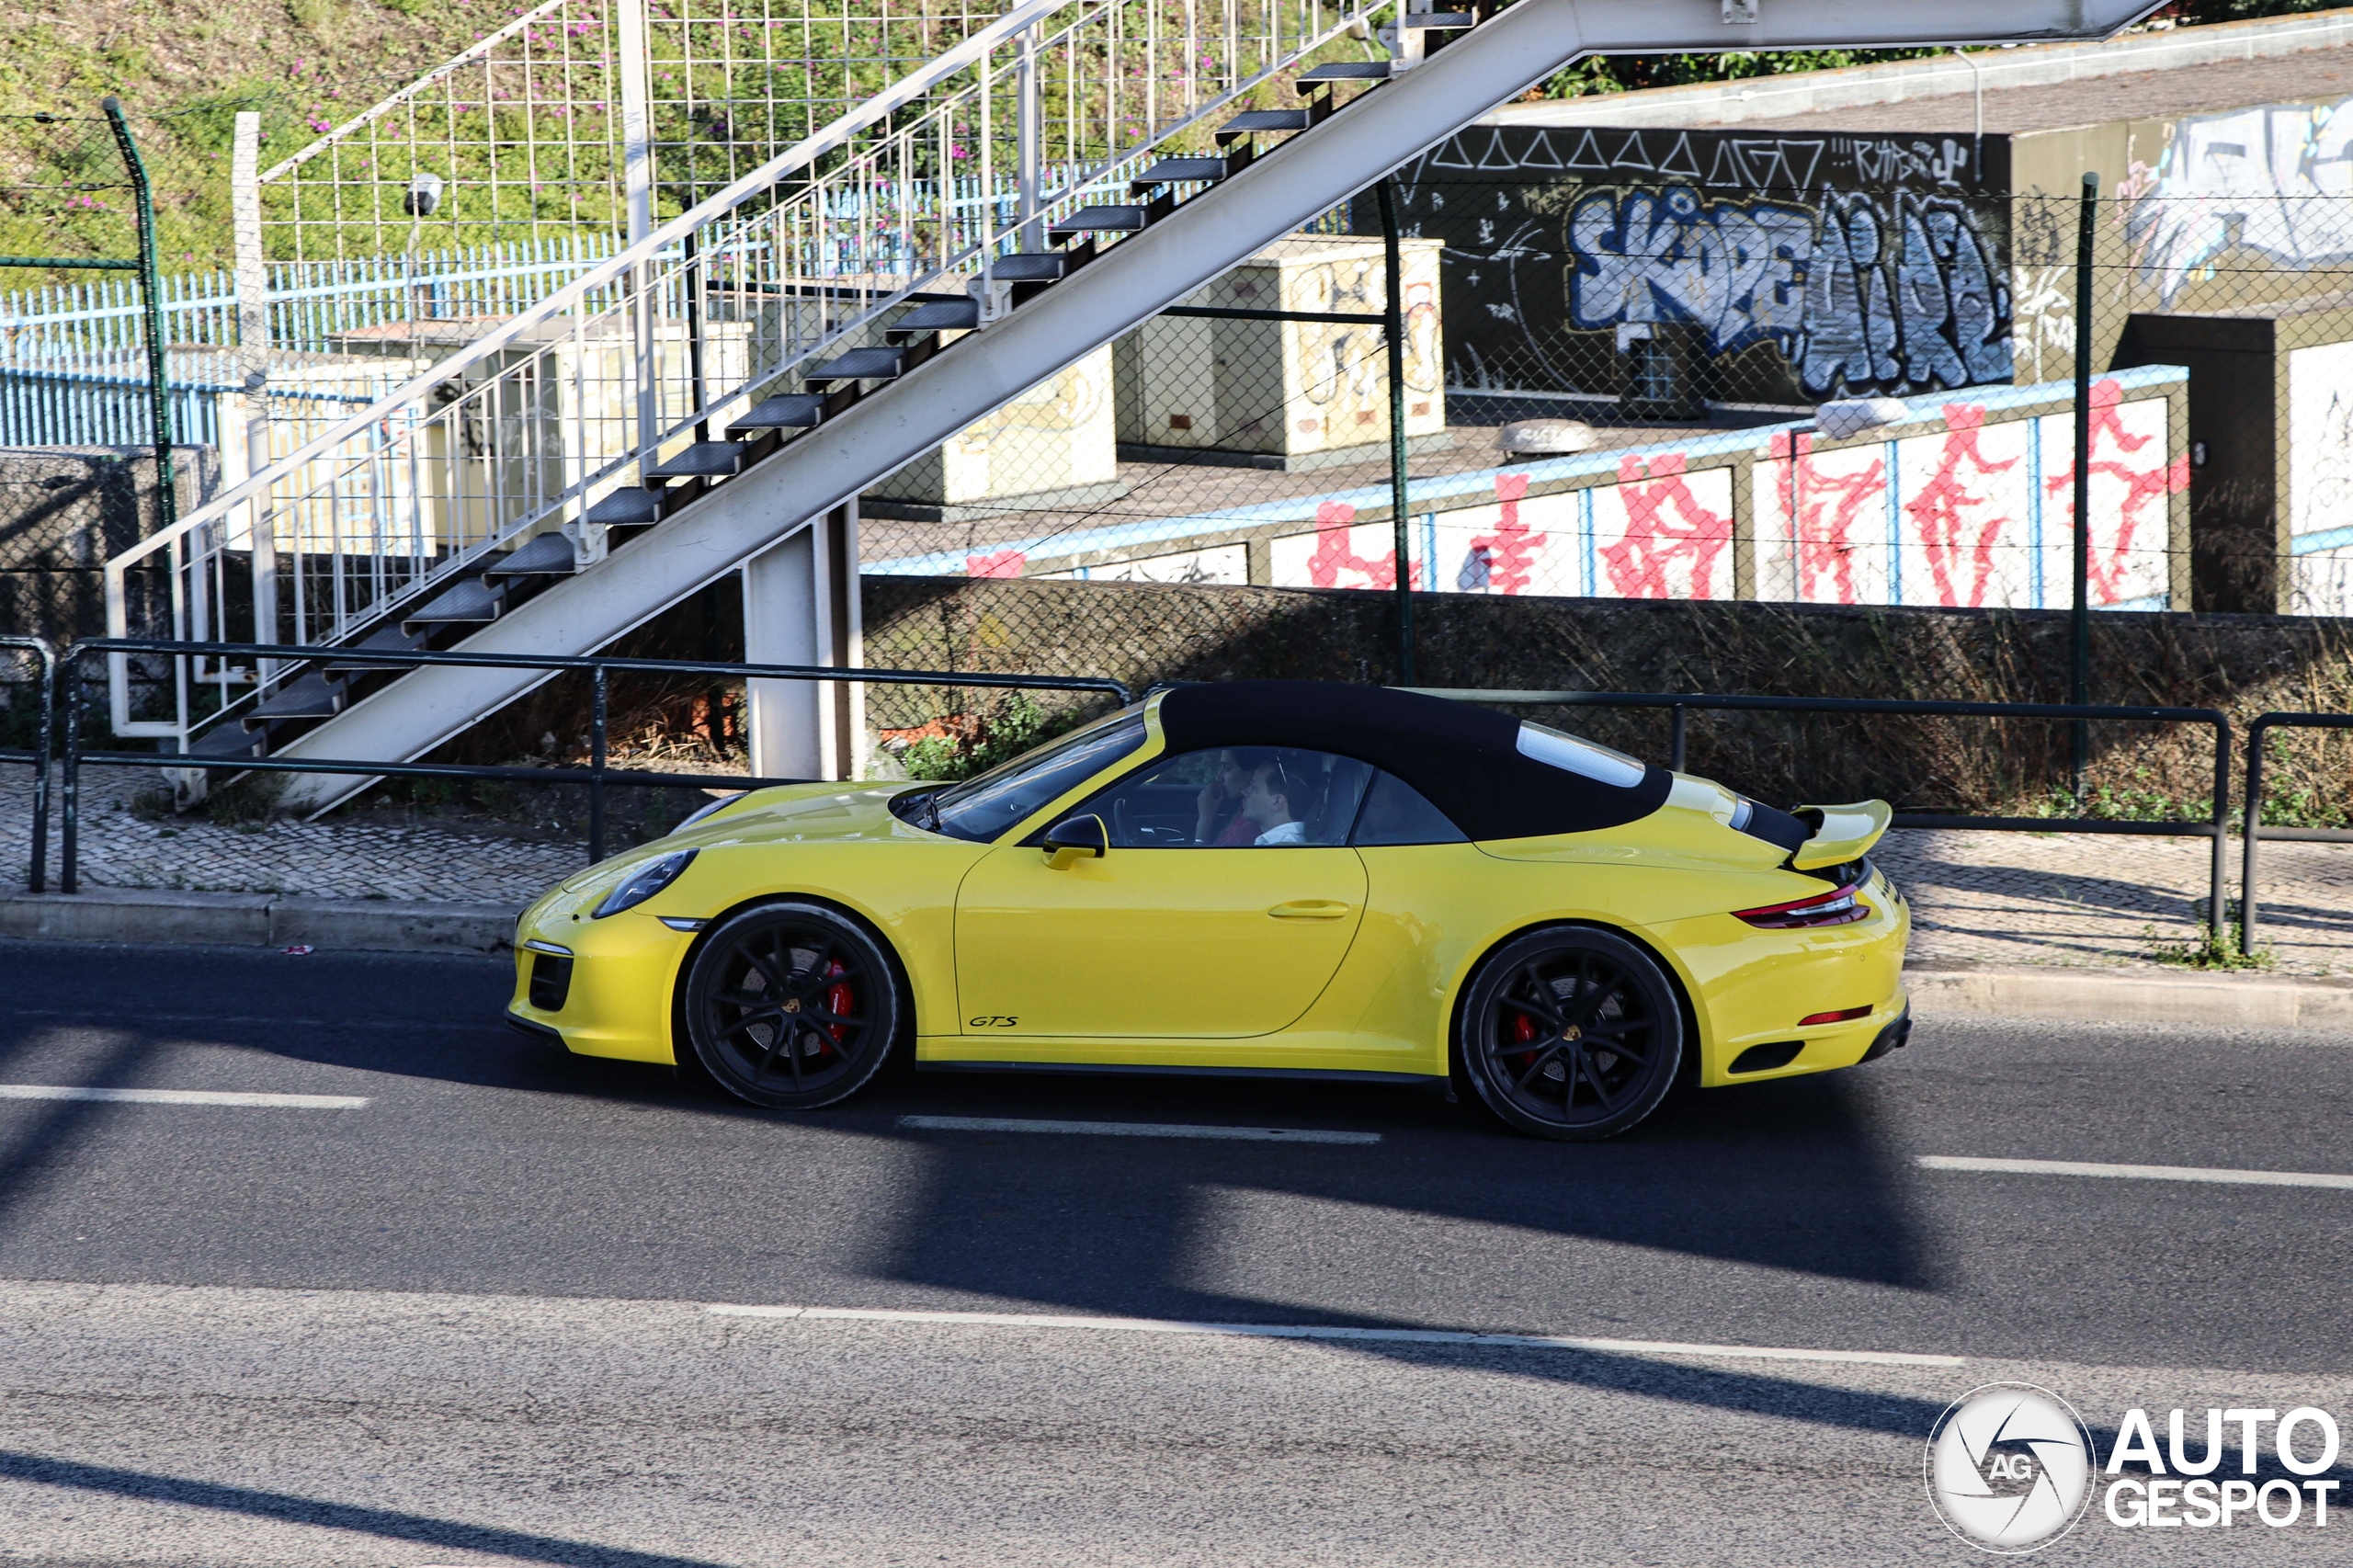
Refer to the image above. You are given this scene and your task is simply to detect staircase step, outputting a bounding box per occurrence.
[321,624,431,679]
[807,346,906,384]
[727,392,825,437]
[1217,109,1312,144]
[886,299,982,338]
[1398,10,1474,24]
[1297,61,1392,83]
[1048,205,1151,237]
[584,486,664,528]
[645,441,747,482]
[480,532,577,585]
[989,252,1068,283]
[188,722,265,759]
[1131,156,1234,192]
[402,576,506,634]
[242,672,344,731]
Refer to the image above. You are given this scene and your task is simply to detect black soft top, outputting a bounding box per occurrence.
[1155,680,1672,842]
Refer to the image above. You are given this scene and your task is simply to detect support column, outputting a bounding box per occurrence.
[232,113,269,379]
[743,503,861,781]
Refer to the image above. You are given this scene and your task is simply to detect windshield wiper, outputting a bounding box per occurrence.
[899,787,943,833]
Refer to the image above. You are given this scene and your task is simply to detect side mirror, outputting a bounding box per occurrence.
[1041,813,1108,869]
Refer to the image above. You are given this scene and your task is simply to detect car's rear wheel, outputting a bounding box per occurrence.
[1458,926,1684,1142]
[683,902,902,1110]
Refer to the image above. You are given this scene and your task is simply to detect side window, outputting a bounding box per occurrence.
[1079,747,1372,847]
[1350,770,1468,846]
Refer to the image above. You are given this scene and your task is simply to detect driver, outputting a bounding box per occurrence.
[1240,756,1313,846]
[1193,748,1268,846]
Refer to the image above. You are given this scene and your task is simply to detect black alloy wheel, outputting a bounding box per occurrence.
[1457,926,1684,1141]
[683,902,904,1110]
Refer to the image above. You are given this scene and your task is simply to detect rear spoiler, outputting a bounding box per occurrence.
[1789,800,1893,871]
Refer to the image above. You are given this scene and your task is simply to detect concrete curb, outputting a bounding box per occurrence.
[1906,965,2353,1030]
[0,885,519,956]
[8,885,2353,1030]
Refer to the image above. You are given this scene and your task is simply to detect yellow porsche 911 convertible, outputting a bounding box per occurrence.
[506,681,1910,1140]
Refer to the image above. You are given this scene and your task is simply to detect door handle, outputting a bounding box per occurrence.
[1267,900,1351,920]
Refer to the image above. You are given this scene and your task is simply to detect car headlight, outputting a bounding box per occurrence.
[592,848,698,918]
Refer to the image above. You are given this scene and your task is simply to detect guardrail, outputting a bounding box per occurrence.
[1415,688,2234,946]
[53,638,1131,893]
[0,635,55,894]
[2239,712,2353,950]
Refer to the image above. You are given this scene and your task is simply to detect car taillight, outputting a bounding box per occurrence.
[1733,884,1870,929]
[1799,1005,1873,1026]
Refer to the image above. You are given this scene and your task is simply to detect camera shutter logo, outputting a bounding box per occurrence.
[1926,1382,2097,1552]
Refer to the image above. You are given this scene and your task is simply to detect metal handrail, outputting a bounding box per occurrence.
[2239,712,2353,950]
[57,636,1129,892]
[1415,687,2234,945]
[0,635,54,894]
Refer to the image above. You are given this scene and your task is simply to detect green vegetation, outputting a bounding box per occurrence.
[899,693,1080,782]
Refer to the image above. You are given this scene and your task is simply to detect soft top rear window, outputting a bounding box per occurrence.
[1514,722,1646,789]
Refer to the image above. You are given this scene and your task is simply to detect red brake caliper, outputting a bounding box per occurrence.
[824,960,854,1049]
[1509,1009,1537,1070]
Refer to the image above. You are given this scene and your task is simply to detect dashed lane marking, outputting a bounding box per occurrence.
[1919,1154,2353,1189]
[0,1085,369,1109]
[707,1303,1967,1368]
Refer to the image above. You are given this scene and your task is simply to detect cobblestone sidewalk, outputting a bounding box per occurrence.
[5,765,2348,974]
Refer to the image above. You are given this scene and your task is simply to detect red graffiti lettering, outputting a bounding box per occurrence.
[2040,380,2188,604]
[1903,403,2020,608]
[1601,453,1731,600]
[1465,472,1543,595]
[1305,498,1418,589]
[966,550,1027,579]
[1770,430,1885,605]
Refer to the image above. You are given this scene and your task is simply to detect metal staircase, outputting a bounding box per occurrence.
[107,0,2167,812]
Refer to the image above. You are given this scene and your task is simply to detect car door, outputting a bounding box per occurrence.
[954,747,1373,1039]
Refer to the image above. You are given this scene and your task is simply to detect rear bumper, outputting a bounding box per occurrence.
[1858,1006,1913,1064]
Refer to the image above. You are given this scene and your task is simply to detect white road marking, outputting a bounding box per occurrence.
[897,1114,1380,1144]
[1919,1154,2353,1189]
[707,1304,1966,1368]
[0,1085,369,1109]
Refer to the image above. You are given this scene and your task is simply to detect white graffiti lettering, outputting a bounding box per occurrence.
[2129,99,2353,302]
[1566,186,2011,397]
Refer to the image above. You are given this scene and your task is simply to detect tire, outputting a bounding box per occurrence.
[682,901,904,1110]
[1456,926,1685,1142]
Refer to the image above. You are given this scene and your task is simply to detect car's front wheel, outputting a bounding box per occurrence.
[683,901,903,1109]
[1457,926,1684,1141]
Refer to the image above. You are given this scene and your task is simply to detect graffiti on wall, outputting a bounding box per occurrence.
[1756,380,2183,609]
[1384,125,2013,403]
[2127,98,2353,303]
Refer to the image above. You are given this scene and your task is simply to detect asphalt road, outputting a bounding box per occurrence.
[1,939,2349,1566]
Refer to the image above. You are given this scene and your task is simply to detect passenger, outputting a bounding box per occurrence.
[1241,756,1314,846]
[1194,747,1267,846]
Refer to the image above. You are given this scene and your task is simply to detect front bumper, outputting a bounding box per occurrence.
[505,886,697,1064]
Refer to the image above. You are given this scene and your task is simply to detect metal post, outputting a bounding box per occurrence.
[1669,705,1688,773]
[60,654,82,895]
[1017,24,1042,252]
[617,0,658,473]
[2239,720,2268,952]
[590,665,608,864]
[1377,179,1415,686]
[102,99,176,550]
[2070,170,2097,797]
[685,227,707,442]
[2208,716,2231,949]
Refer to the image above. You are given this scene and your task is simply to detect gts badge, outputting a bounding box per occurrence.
[969,1015,1019,1028]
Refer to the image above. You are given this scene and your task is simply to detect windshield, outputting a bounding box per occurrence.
[914,707,1148,843]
